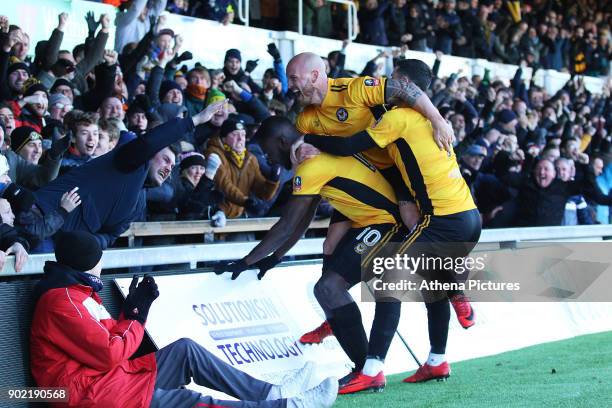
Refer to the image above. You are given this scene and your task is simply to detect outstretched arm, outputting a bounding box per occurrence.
[304,131,377,156]
[385,78,454,153]
[244,195,320,265]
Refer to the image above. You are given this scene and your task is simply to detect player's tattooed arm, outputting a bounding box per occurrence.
[385,78,455,154]
[385,78,424,107]
[244,195,320,265]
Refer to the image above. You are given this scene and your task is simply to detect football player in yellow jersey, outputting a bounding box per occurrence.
[300,59,482,384]
[215,116,413,394]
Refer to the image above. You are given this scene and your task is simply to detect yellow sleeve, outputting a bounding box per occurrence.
[292,157,332,196]
[367,109,430,148]
[366,110,403,148]
[348,76,386,107]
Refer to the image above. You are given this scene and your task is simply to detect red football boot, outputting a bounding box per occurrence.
[338,371,386,394]
[402,362,451,383]
[299,321,333,344]
[450,294,475,329]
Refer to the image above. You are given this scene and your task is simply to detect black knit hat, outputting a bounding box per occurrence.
[159,80,182,101]
[50,78,75,93]
[10,126,42,153]
[2,183,35,214]
[220,118,245,138]
[23,81,48,98]
[7,62,30,77]
[180,152,207,172]
[54,231,103,272]
[225,48,242,62]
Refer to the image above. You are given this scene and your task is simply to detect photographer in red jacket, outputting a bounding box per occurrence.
[30,231,337,408]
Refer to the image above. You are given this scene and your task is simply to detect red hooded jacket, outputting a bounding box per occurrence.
[30,262,157,407]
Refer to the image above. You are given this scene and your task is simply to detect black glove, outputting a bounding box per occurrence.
[85,11,100,36]
[245,59,259,74]
[213,259,249,280]
[243,197,257,212]
[253,255,281,280]
[48,129,72,160]
[175,51,193,63]
[268,164,281,182]
[122,274,159,324]
[267,43,281,62]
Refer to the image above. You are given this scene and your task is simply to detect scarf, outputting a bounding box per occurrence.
[186,84,207,101]
[83,273,104,292]
[223,143,246,168]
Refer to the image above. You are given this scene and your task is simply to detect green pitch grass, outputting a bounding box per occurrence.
[334,331,612,408]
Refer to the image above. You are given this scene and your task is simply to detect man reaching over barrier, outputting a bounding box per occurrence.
[30,230,338,408]
[32,101,226,250]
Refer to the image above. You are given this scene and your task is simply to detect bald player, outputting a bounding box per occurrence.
[286,52,454,152]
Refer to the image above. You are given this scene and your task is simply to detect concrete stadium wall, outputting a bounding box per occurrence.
[4,0,608,95]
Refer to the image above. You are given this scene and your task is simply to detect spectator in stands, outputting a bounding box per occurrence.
[18,79,48,133]
[194,0,237,25]
[515,157,612,226]
[95,117,121,157]
[222,49,269,122]
[0,123,66,191]
[114,0,168,53]
[126,104,148,135]
[193,90,228,148]
[435,0,464,55]
[60,111,99,175]
[4,183,81,253]
[556,157,593,225]
[404,4,429,52]
[10,126,43,165]
[0,208,28,273]
[0,62,30,102]
[50,79,76,103]
[184,66,210,117]
[33,101,226,249]
[175,152,225,223]
[30,230,337,408]
[385,0,408,47]
[359,0,391,46]
[99,97,126,122]
[0,104,16,139]
[48,93,73,124]
[303,0,333,38]
[205,117,280,219]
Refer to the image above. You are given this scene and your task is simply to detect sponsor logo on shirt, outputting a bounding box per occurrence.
[364,78,380,87]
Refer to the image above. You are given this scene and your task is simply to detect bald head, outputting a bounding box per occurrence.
[286,52,329,107]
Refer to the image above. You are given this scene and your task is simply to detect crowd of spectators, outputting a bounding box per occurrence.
[118,0,612,77]
[0,1,610,268]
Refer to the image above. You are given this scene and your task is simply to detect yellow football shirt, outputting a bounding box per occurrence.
[292,152,399,227]
[366,108,476,216]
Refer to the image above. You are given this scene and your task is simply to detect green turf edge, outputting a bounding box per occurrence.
[334,331,612,408]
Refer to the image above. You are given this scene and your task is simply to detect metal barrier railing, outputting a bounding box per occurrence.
[297,0,358,41]
[1,225,611,277]
[237,0,250,27]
